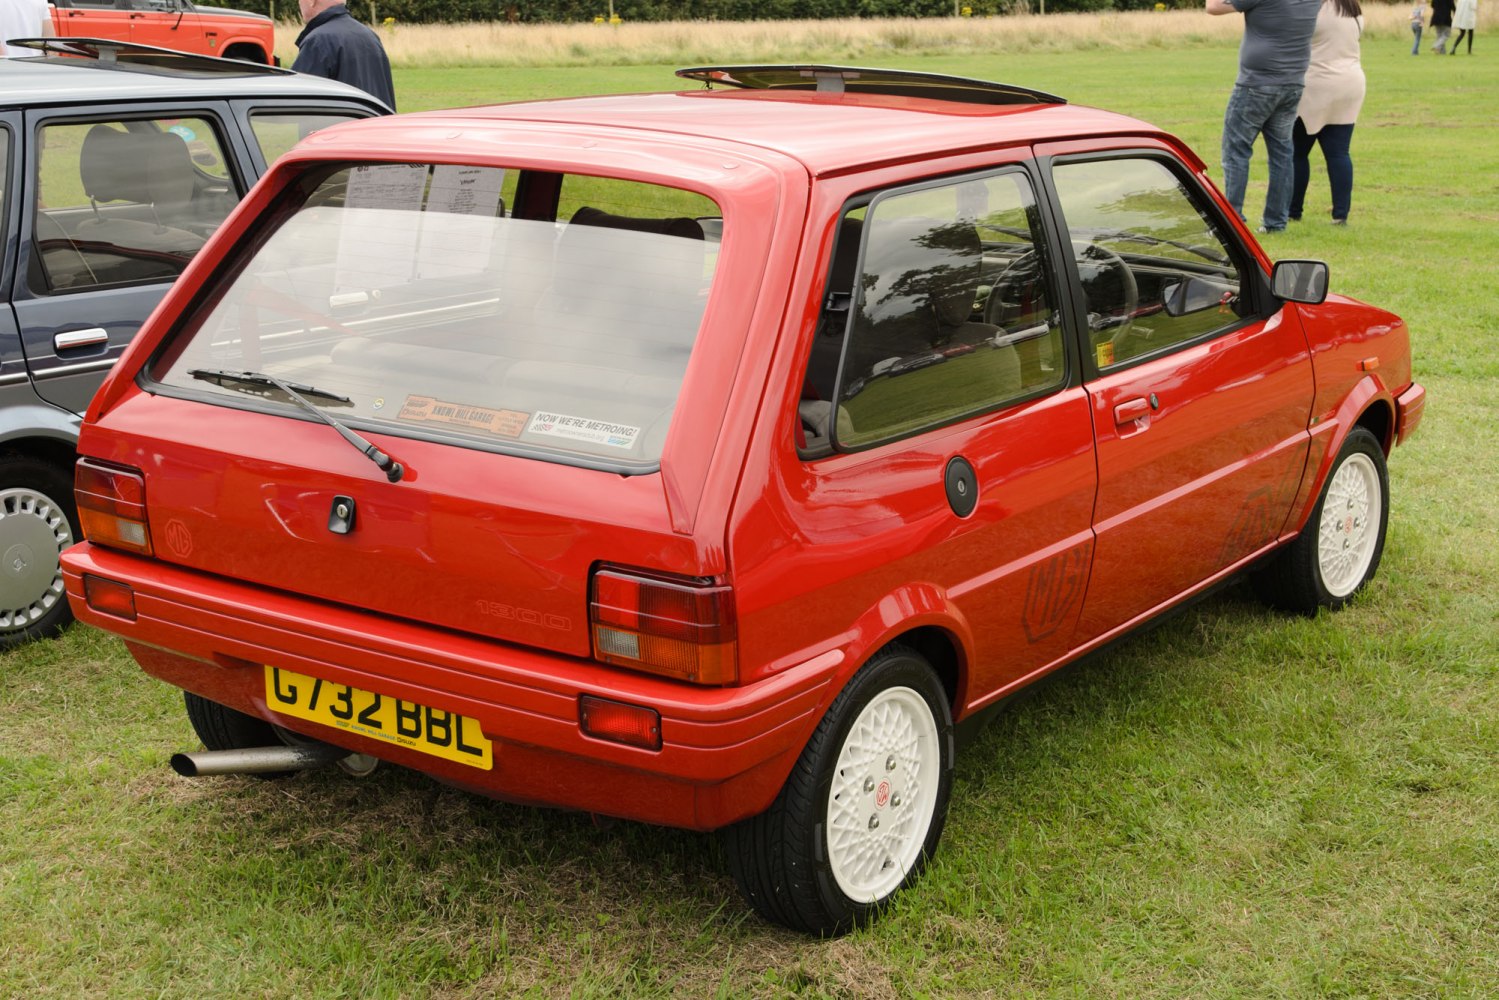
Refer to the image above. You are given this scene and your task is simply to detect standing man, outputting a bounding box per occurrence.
[292,0,396,112]
[1,0,53,58]
[1430,0,1456,53]
[1206,0,1320,234]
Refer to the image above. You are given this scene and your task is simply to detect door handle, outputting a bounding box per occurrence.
[54,328,109,351]
[1113,397,1150,426]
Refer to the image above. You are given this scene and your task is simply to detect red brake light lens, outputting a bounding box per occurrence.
[579,695,662,751]
[83,574,137,621]
[589,566,736,685]
[75,459,152,555]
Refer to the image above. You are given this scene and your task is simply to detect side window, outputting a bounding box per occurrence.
[802,170,1065,452]
[32,116,238,293]
[249,112,365,167]
[1050,157,1245,370]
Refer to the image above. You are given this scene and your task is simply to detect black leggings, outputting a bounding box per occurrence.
[1452,29,1474,53]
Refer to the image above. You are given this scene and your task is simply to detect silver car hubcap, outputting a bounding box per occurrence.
[0,487,73,633]
[825,685,940,902]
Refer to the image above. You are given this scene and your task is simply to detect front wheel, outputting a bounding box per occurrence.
[723,644,954,936]
[1254,426,1389,613]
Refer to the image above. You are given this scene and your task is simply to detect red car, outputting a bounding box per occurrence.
[49,0,275,64]
[61,66,1425,935]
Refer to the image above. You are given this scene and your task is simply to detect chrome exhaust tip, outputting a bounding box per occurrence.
[170,742,356,777]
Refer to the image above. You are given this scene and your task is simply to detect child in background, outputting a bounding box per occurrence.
[1412,1,1427,52]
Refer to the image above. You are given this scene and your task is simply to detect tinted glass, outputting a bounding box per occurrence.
[33,116,237,292]
[150,164,720,471]
[1050,157,1245,370]
[804,170,1064,451]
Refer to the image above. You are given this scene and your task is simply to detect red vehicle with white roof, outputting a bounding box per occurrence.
[61,66,1424,935]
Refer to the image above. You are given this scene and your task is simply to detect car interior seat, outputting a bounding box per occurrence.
[75,124,205,269]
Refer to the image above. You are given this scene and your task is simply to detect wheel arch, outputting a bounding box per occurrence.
[220,40,271,64]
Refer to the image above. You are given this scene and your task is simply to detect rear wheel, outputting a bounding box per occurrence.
[0,457,79,649]
[723,644,954,936]
[1254,426,1389,613]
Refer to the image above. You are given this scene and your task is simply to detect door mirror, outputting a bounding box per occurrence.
[1271,259,1329,305]
[1161,274,1235,317]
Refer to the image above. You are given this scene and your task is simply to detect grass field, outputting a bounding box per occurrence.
[3,11,1498,998]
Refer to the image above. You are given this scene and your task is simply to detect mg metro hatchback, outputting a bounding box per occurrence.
[61,66,1425,935]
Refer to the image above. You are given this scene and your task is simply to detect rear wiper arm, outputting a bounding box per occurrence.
[188,368,405,483]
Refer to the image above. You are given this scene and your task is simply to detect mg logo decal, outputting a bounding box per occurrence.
[1022,548,1088,644]
[164,519,193,559]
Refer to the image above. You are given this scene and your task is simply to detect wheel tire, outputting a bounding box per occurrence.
[1254,426,1389,614]
[722,644,954,936]
[0,457,80,649]
[184,691,282,751]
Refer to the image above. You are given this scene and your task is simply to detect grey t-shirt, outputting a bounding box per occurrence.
[1231,0,1322,87]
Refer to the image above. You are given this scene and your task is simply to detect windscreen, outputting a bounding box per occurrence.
[150,164,721,471]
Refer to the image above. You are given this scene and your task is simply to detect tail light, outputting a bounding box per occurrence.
[589,566,736,685]
[75,459,152,555]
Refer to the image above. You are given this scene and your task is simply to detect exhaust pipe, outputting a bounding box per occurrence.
[171,742,355,777]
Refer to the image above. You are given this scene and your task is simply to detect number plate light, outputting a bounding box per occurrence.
[589,566,736,685]
[75,459,152,555]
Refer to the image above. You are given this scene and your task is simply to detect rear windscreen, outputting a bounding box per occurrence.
[150,163,721,472]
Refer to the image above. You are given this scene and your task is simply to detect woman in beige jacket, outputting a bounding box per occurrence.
[1290,0,1366,224]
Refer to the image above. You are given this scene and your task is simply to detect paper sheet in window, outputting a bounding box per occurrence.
[417,166,506,279]
[334,164,427,293]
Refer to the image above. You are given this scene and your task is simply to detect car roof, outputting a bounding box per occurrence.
[309,82,1188,178]
[0,40,388,112]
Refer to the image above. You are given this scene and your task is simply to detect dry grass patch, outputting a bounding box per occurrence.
[273,5,1417,69]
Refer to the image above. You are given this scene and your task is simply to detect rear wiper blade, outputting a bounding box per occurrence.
[188,368,405,483]
[188,368,352,405]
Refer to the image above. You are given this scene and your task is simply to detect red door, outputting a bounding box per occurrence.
[1042,151,1315,640]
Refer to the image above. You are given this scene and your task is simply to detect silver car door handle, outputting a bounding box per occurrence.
[54,328,110,351]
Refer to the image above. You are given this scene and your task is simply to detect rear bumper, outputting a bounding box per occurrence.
[1395,381,1426,446]
[62,544,835,831]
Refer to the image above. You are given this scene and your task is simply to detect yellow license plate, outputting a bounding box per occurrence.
[264,666,493,770]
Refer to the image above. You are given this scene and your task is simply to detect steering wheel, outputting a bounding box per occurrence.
[984,241,1138,334]
[1072,241,1139,342]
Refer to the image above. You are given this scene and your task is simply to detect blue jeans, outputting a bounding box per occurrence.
[1221,83,1304,231]
[1412,23,1423,53]
[1290,119,1355,222]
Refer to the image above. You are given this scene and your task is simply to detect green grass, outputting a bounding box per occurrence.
[4,38,1497,999]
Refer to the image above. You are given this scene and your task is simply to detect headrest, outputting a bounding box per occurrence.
[570,206,704,241]
[81,125,196,210]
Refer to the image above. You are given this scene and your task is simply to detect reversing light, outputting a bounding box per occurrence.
[579,695,662,751]
[75,459,152,555]
[589,566,737,685]
[83,574,137,621]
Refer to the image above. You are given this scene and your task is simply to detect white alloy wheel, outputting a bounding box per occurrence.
[1316,451,1382,598]
[825,684,942,902]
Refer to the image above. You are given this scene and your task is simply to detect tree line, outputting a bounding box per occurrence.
[200,0,1186,24]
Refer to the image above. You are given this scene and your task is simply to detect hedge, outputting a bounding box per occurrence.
[199,0,1189,24]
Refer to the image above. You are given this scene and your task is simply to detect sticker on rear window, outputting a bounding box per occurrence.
[526,411,640,450]
[398,396,528,437]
